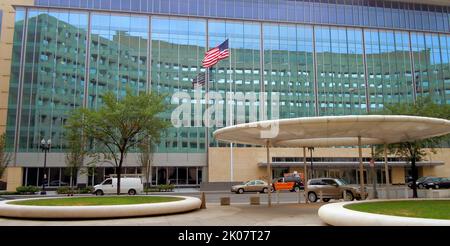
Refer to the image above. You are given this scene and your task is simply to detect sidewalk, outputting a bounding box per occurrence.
[0,203,326,226]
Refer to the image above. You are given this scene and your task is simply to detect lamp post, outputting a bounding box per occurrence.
[40,138,51,195]
[308,147,314,179]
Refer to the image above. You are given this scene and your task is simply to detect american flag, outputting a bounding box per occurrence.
[192,72,206,88]
[202,39,230,68]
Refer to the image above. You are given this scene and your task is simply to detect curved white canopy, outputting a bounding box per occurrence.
[213,115,450,147]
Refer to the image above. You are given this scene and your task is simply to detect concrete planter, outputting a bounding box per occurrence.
[0,196,201,219]
[318,199,450,226]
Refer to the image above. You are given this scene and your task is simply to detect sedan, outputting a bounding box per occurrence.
[424,178,450,189]
[231,180,270,194]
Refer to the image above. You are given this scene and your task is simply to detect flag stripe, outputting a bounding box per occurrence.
[202,39,229,68]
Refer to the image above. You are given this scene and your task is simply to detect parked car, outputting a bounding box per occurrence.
[49,180,69,186]
[408,176,436,189]
[231,180,270,194]
[93,177,143,195]
[424,177,450,189]
[272,176,304,192]
[306,178,367,203]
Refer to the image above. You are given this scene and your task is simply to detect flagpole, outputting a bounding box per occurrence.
[228,39,234,182]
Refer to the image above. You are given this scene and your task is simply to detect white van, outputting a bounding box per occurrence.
[93,177,143,195]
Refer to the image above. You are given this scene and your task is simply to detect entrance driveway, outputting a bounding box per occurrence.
[0,203,326,226]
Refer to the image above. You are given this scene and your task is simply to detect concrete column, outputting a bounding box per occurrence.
[6,167,23,192]
[384,144,390,199]
[266,140,271,207]
[358,136,366,199]
[303,147,309,203]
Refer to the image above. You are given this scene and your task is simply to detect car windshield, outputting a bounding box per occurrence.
[336,179,348,185]
[417,177,429,182]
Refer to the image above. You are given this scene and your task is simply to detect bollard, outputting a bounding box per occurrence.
[343,190,347,201]
[428,188,433,199]
[276,190,280,204]
[250,196,260,205]
[220,197,230,206]
[319,190,323,202]
[200,192,206,209]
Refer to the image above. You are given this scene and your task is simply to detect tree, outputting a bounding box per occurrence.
[64,123,87,194]
[374,97,450,198]
[0,133,11,180]
[66,89,169,195]
[139,139,154,194]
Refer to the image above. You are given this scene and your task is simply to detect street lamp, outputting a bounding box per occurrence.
[40,138,51,195]
[308,147,314,179]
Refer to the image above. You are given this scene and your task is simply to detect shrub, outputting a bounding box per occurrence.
[16,186,39,194]
[56,186,94,194]
[56,187,71,194]
[143,184,175,192]
[0,191,19,195]
[158,184,175,192]
[78,186,94,194]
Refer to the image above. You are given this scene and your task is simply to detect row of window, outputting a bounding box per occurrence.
[7,8,450,154]
[35,0,450,33]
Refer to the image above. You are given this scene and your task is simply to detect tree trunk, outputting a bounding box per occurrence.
[411,157,418,198]
[116,152,124,195]
[70,169,73,195]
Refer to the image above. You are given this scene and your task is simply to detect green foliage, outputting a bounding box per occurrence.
[10,196,183,206]
[0,191,19,195]
[372,97,450,198]
[373,97,450,159]
[56,186,94,194]
[63,119,87,188]
[0,133,11,179]
[66,88,169,195]
[144,184,175,192]
[345,200,450,220]
[16,186,39,194]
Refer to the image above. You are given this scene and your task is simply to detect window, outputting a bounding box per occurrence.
[102,179,112,185]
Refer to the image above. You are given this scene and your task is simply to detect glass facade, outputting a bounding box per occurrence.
[5,2,450,181]
[89,13,149,108]
[35,0,450,33]
[7,9,88,152]
[151,16,206,152]
[315,26,367,115]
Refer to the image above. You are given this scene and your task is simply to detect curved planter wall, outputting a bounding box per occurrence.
[318,199,450,226]
[0,196,202,219]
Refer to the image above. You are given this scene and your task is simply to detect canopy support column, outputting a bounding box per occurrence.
[266,140,272,207]
[303,147,308,203]
[358,136,366,200]
[384,144,390,199]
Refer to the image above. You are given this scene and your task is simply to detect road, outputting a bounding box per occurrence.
[0,190,307,204]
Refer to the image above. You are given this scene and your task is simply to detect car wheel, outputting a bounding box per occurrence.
[262,188,268,193]
[435,185,440,189]
[418,184,424,189]
[322,198,330,202]
[345,191,354,201]
[95,190,104,196]
[294,186,300,192]
[128,189,136,195]
[238,188,244,194]
[308,192,317,203]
